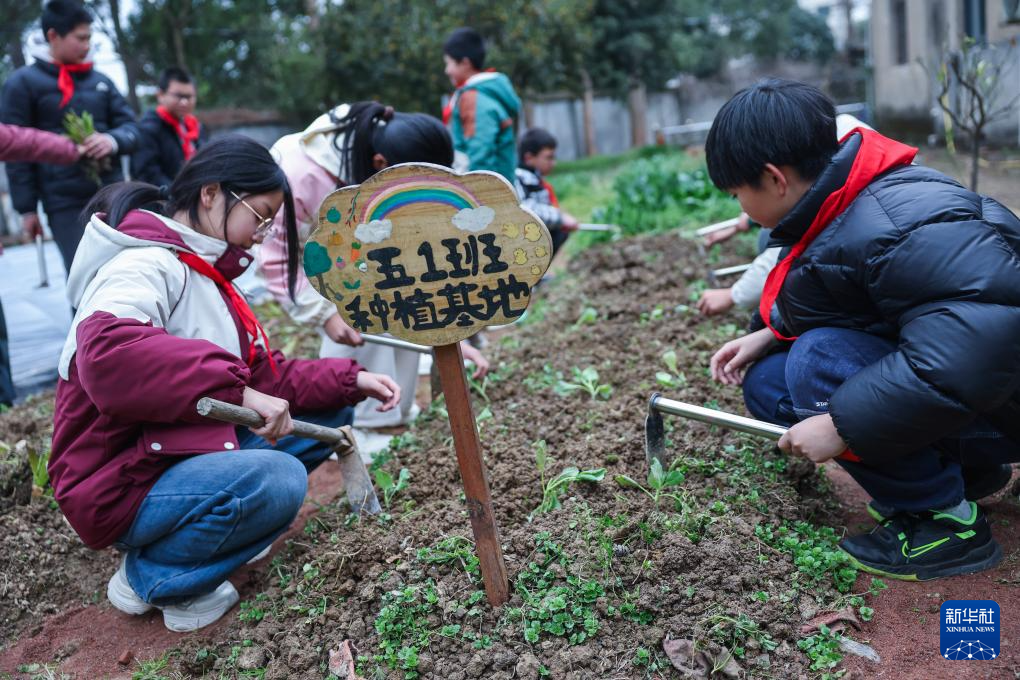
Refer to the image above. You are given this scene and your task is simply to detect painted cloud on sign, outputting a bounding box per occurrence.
[353,219,393,244]
[452,206,495,233]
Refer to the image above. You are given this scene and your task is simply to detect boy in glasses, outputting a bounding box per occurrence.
[133,67,207,188]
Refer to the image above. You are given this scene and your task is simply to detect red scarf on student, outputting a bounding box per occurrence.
[758,128,918,342]
[176,251,278,376]
[56,62,93,108]
[541,179,560,207]
[156,105,201,160]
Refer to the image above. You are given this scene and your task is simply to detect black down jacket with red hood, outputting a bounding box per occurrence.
[760,131,1020,459]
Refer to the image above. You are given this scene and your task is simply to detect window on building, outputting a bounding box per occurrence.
[892,0,909,65]
[963,0,987,42]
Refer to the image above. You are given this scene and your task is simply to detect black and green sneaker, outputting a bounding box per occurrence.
[840,502,1002,581]
[864,463,1013,524]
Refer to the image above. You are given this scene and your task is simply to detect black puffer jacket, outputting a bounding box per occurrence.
[130,109,208,187]
[765,132,1020,459]
[0,60,139,214]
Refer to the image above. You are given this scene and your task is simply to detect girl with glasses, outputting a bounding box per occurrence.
[50,134,401,631]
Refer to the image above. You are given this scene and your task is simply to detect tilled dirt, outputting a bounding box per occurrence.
[144,232,856,679]
[7,228,1013,679]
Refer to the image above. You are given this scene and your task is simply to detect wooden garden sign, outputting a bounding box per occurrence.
[305,163,553,606]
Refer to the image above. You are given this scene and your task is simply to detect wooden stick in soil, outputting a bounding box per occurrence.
[433,342,509,606]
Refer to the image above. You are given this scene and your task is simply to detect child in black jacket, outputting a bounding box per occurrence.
[706,78,1020,581]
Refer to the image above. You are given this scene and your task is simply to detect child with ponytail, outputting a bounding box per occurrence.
[258,102,488,449]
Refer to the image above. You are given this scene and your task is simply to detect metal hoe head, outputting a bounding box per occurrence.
[644,393,667,467]
[643,393,789,470]
[333,426,382,515]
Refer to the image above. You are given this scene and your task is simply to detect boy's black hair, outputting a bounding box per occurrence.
[158,67,193,92]
[42,0,92,39]
[519,128,557,164]
[444,27,485,70]
[329,102,453,185]
[705,78,838,190]
[83,135,302,300]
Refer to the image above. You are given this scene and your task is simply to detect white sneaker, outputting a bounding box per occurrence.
[107,558,154,615]
[161,581,239,632]
[404,403,422,424]
[246,544,272,565]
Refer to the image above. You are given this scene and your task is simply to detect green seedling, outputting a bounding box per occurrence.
[615,458,686,508]
[467,362,509,403]
[238,594,269,623]
[655,349,687,389]
[523,364,563,393]
[703,611,778,659]
[530,466,606,520]
[554,367,613,401]
[638,305,666,325]
[374,468,411,509]
[686,279,708,302]
[25,444,51,495]
[415,536,481,581]
[533,439,549,490]
[755,522,859,594]
[370,581,440,678]
[573,306,598,327]
[511,533,604,645]
[797,624,845,675]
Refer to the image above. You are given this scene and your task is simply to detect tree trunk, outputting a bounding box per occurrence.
[168,0,191,71]
[842,0,854,53]
[627,78,648,149]
[970,133,981,191]
[581,68,596,157]
[171,22,188,70]
[522,100,535,129]
[105,0,141,113]
[305,0,320,31]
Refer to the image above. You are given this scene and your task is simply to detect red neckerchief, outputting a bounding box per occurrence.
[759,128,918,342]
[156,105,201,160]
[176,250,278,376]
[541,178,560,207]
[442,68,496,126]
[56,62,93,108]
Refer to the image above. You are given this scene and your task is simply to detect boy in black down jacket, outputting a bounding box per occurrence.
[706,78,1020,581]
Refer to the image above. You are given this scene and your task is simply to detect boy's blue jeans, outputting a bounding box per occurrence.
[742,327,1018,513]
[116,408,353,605]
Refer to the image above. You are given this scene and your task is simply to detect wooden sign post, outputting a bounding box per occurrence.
[305,163,553,606]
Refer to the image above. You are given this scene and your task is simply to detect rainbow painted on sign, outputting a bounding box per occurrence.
[361,177,481,222]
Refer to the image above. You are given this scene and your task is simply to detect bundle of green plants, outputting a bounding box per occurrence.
[63,110,109,185]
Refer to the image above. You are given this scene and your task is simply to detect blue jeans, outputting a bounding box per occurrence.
[742,327,1018,512]
[116,408,352,605]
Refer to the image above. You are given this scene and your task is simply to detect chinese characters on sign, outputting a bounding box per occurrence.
[305,164,553,346]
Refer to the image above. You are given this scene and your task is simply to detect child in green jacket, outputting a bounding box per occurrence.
[442,27,521,183]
